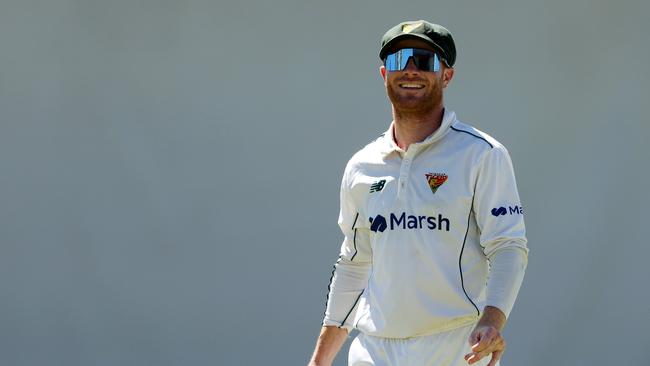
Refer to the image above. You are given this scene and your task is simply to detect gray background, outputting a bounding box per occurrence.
[1,0,648,365]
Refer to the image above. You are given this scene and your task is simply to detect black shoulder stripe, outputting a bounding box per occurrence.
[323,212,361,317]
[339,289,364,327]
[450,126,493,148]
[322,256,342,319]
[350,213,359,261]
[459,196,480,316]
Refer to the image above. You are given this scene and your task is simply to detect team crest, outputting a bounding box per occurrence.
[425,173,448,194]
[402,21,424,33]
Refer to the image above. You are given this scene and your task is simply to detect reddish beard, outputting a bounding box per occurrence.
[386,76,443,118]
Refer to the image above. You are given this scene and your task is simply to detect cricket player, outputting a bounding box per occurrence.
[307,20,528,366]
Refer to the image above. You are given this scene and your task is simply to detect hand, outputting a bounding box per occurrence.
[464,324,506,366]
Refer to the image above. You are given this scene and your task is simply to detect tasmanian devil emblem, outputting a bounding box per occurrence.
[425,173,448,194]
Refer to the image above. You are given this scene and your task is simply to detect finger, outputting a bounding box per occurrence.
[471,332,497,353]
[465,339,490,361]
[467,337,505,364]
[465,352,488,365]
[487,350,503,366]
[465,346,493,364]
[468,330,480,345]
[464,349,480,362]
[466,348,492,364]
[464,352,478,364]
[490,337,505,352]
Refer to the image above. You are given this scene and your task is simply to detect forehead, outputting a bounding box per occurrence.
[387,38,439,54]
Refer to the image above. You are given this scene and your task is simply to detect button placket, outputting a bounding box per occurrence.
[397,149,416,197]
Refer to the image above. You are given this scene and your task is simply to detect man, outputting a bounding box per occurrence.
[308,20,528,366]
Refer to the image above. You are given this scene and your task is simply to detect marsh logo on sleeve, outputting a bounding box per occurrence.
[491,205,523,217]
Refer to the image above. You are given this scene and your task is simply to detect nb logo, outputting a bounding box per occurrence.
[369,180,386,193]
[369,214,388,232]
[491,205,523,217]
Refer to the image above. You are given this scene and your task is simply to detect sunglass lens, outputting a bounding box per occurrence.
[413,50,440,72]
[385,48,413,71]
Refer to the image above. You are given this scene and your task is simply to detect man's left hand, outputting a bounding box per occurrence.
[464,306,507,366]
[464,324,505,365]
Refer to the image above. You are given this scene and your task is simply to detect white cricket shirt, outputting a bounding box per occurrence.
[323,109,528,338]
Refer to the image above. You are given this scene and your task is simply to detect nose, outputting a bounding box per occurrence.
[403,57,419,72]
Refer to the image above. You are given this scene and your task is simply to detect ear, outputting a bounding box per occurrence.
[380,65,387,85]
[442,67,454,88]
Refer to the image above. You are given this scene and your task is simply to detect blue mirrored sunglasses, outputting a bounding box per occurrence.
[384,48,442,72]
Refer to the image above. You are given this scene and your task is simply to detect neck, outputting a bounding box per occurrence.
[392,104,445,151]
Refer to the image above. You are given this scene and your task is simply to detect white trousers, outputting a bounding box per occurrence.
[348,323,500,366]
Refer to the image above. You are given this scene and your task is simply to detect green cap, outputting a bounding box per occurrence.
[379,20,456,67]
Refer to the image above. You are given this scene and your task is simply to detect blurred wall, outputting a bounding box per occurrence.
[1,0,648,365]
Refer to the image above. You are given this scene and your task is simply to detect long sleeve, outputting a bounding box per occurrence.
[472,145,529,318]
[322,165,372,331]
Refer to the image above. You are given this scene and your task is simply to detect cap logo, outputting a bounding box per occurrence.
[402,22,424,33]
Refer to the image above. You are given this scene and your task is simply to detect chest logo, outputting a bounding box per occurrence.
[369,179,386,193]
[425,173,448,194]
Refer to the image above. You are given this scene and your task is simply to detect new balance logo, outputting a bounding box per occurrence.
[491,205,524,217]
[369,179,386,193]
[369,212,450,232]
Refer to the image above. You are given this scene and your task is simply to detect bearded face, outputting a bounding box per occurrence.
[385,64,445,116]
[381,39,453,119]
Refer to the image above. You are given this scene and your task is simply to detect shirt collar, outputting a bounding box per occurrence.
[378,109,457,156]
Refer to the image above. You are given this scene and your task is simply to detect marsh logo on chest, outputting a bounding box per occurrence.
[369,212,450,232]
[425,173,448,194]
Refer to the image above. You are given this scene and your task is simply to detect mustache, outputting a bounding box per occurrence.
[394,76,427,83]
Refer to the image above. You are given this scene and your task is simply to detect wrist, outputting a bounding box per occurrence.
[308,360,330,366]
[477,306,507,331]
[309,355,333,366]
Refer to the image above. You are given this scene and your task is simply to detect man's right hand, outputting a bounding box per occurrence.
[307,326,349,366]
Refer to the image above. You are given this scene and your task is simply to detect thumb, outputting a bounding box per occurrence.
[468,329,481,346]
